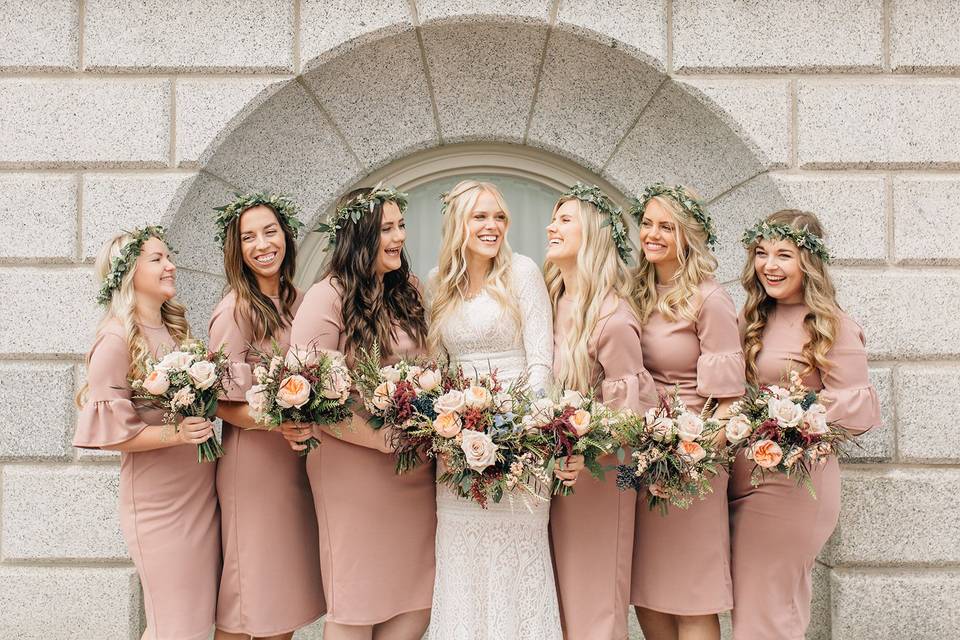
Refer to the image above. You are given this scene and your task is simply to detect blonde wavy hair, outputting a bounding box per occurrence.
[544,196,635,394]
[75,232,191,407]
[428,180,521,358]
[741,210,840,385]
[630,186,719,324]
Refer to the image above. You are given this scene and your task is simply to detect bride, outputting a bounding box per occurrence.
[426,180,584,639]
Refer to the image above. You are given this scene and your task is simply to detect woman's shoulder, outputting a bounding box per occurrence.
[510,253,541,277]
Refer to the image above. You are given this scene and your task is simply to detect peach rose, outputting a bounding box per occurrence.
[464,385,492,410]
[372,381,396,411]
[321,365,351,401]
[171,386,196,410]
[560,390,585,409]
[276,374,311,409]
[725,414,753,444]
[676,412,704,442]
[768,396,804,428]
[802,403,829,435]
[569,409,592,436]
[749,439,783,468]
[433,411,462,438]
[416,368,442,393]
[142,369,170,395]
[187,360,217,390]
[676,440,707,463]
[434,389,466,415]
[460,429,499,473]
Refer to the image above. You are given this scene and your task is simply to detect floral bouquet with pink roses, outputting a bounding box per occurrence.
[725,370,851,496]
[246,343,353,456]
[132,340,229,462]
[616,390,727,514]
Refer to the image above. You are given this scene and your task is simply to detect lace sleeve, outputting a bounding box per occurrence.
[513,256,553,393]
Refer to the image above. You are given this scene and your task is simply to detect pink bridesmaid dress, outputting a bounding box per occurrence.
[550,295,659,640]
[728,303,880,639]
[631,279,745,615]
[73,320,219,640]
[208,290,325,635]
[289,275,436,625]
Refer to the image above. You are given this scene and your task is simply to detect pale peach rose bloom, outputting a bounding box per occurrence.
[676,412,704,442]
[276,374,311,409]
[372,381,396,411]
[569,409,592,436]
[460,429,499,473]
[802,403,829,435]
[187,360,217,390]
[647,413,675,442]
[434,389,466,415]
[416,368,442,393]
[767,385,790,399]
[725,414,753,443]
[142,369,170,395]
[322,365,351,401]
[171,386,196,410]
[464,385,493,410]
[676,440,707,463]
[157,350,194,372]
[750,439,783,468]
[433,411,463,438]
[768,396,804,428]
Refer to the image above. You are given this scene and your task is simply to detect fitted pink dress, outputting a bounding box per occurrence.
[289,275,436,625]
[550,295,659,640]
[729,303,880,640]
[631,279,745,615]
[73,320,219,640]
[208,290,325,635]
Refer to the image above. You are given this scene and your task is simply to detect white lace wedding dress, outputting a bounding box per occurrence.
[427,254,562,640]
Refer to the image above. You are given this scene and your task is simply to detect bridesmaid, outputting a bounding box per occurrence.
[545,184,659,640]
[73,227,219,640]
[730,210,880,639]
[627,184,745,640]
[288,186,434,640]
[208,194,325,639]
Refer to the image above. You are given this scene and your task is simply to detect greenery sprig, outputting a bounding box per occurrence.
[741,220,832,263]
[96,226,172,306]
[213,192,304,249]
[562,183,633,263]
[628,183,718,249]
[316,184,408,247]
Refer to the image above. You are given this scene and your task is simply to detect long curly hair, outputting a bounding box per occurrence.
[222,203,298,342]
[75,232,191,407]
[741,210,841,384]
[325,188,427,358]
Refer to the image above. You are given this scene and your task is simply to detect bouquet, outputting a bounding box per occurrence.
[132,339,228,463]
[725,370,851,496]
[617,391,727,514]
[351,345,445,472]
[246,344,353,456]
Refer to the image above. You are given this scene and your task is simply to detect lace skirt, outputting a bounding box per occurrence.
[428,482,563,640]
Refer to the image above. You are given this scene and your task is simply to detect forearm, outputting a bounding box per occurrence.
[216,400,267,431]
[317,413,392,452]
[102,425,183,453]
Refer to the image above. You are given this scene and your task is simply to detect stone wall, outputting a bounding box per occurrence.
[1,2,958,638]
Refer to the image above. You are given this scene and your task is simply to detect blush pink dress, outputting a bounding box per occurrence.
[729,303,880,640]
[289,275,436,625]
[550,295,659,640]
[208,290,325,635]
[73,320,219,640]
[631,279,745,615]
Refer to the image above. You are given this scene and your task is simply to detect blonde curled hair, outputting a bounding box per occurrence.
[75,232,191,407]
[544,196,634,394]
[428,180,522,359]
[741,210,840,385]
[631,186,719,324]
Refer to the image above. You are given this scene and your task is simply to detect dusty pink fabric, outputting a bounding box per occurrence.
[208,290,326,635]
[729,303,880,639]
[550,295,658,640]
[631,279,745,615]
[74,321,219,640]
[290,275,436,625]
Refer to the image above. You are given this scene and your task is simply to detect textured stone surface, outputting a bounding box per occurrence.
[417,0,551,23]
[895,365,960,463]
[0,174,77,259]
[557,0,666,66]
[84,0,294,71]
[0,79,170,168]
[797,81,960,168]
[526,27,663,170]
[0,0,78,70]
[0,267,97,356]
[849,367,894,462]
[300,0,411,69]
[891,0,960,72]
[163,173,236,276]
[672,0,884,72]
[0,363,74,459]
[830,468,960,565]
[680,79,791,168]
[176,78,287,167]
[2,465,126,560]
[303,31,438,169]
[421,21,547,142]
[806,562,831,640]
[175,269,228,343]
[831,569,960,639]
[893,176,960,263]
[82,173,197,261]
[0,566,140,640]
[605,81,767,202]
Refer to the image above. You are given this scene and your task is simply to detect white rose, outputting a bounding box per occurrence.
[141,369,170,395]
[675,412,705,442]
[372,381,396,411]
[245,384,269,422]
[284,347,316,372]
[725,414,753,444]
[646,412,675,442]
[560,390,585,409]
[768,397,804,428]
[380,365,402,383]
[433,389,466,415]
[157,350,194,372]
[322,365,352,401]
[416,368,442,393]
[529,397,556,426]
[187,360,217,390]
[802,403,829,435]
[460,429,499,473]
[768,385,791,399]
[464,385,492,410]
[493,392,514,414]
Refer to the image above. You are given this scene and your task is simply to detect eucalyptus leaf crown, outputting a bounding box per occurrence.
[628,183,718,249]
[742,220,832,263]
[315,184,408,247]
[213,192,304,249]
[561,182,633,263]
[96,225,172,307]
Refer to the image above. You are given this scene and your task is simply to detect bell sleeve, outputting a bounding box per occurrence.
[695,285,746,400]
[596,303,659,412]
[819,314,882,436]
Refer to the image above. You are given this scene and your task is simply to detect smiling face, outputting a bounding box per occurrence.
[545,199,582,268]
[238,205,286,288]
[374,200,406,276]
[754,238,804,303]
[132,236,176,303]
[638,198,682,271]
[464,189,507,262]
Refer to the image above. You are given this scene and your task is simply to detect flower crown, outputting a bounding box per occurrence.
[628,183,718,248]
[96,225,172,307]
[741,220,832,263]
[213,192,304,249]
[561,183,633,263]
[315,184,408,247]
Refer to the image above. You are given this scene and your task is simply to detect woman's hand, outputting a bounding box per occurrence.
[281,422,317,452]
[554,454,586,487]
[177,416,214,445]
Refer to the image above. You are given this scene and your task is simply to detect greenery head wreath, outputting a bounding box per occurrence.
[96,225,172,306]
[628,183,718,249]
[315,184,408,247]
[560,182,633,263]
[213,192,304,249]
[741,219,832,263]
